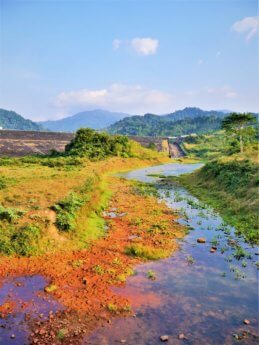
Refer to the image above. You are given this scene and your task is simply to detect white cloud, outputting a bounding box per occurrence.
[55,83,173,114]
[112,39,121,50]
[130,38,159,55]
[206,86,237,99]
[232,16,259,41]
[112,37,159,55]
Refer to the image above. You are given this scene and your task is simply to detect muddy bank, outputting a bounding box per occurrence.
[0,176,184,344]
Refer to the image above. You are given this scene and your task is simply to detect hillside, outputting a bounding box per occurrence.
[39,109,128,132]
[107,107,227,136]
[0,109,43,131]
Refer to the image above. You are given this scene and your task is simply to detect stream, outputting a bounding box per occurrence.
[87,163,259,345]
[0,163,258,344]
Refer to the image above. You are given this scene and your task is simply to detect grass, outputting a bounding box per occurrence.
[0,146,170,256]
[125,243,170,260]
[177,155,259,244]
[0,224,41,256]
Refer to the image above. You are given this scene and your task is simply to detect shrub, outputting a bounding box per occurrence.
[11,225,41,256]
[65,128,132,160]
[0,205,24,223]
[53,193,85,231]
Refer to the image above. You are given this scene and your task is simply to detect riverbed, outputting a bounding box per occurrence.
[87,163,259,344]
[0,163,258,345]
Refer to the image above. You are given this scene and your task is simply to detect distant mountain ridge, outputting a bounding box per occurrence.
[0,109,43,131]
[107,107,228,136]
[39,109,129,132]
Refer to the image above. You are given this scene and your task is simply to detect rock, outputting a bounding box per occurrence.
[160,335,169,342]
[178,333,187,340]
[197,238,206,243]
[10,334,15,339]
[228,239,237,246]
[210,248,216,253]
[243,319,250,325]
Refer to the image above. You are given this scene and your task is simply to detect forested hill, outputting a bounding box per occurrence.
[0,109,43,131]
[107,107,227,136]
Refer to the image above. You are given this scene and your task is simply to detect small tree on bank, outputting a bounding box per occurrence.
[221,113,256,153]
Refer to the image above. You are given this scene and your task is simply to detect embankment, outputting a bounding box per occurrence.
[177,158,258,244]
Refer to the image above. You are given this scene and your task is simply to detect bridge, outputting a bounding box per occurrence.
[0,130,188,158]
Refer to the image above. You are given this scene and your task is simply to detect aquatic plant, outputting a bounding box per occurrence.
[147,270,156,280]
[186,255,195,264]
[233,246,251,260]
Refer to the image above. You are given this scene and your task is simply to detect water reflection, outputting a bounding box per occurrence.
[87,163,258,345]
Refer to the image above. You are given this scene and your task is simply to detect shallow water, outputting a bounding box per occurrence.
[87,163,258,345]
[0,275,62,344]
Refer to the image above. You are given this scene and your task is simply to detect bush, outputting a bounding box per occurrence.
[0,205,24,223]
[52,176,97,232]
[65,128,132,160]
[53,193,85,232]
[0,225,41,256]
[11,225,41,256]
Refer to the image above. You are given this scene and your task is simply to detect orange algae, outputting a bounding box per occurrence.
[0,176,184,344]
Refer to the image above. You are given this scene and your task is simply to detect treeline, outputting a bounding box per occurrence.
[107,114,224,136]
[0,109,43,131]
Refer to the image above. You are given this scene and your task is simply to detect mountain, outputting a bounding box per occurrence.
[39,109,129,132]
[0,109,44,131]
[107,107,228,136]
[164,107,226,121]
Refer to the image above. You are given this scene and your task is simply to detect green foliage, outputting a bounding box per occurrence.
[12,225,41,256]
[0,108,43,130]
[179,158,259,244]
[107,107,227,136]
[147,270,156,280]
[0,177,7,189]
[52,177,95,232]
[233,246,251,260]
[53,193,85,231]
[65,128,132,160]
[0,224,41,256]
[222,113,257,153]
[92,264,105,275]
[40,156,83,168]
[0,205,24,223]
[148,142,156,150]
[132,182,159,198]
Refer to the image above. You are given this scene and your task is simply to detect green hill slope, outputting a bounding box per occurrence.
[0,109,43,131]
[107,108,227,136]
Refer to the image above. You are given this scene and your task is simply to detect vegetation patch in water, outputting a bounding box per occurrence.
[125,244,170,260]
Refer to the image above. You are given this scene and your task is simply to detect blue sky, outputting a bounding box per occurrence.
[0,0,258,120]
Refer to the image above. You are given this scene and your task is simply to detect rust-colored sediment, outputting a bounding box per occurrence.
[0,177,184,344]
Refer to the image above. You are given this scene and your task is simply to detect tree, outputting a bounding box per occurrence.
[221,113,256,153]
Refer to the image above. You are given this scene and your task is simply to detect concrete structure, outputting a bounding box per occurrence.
[0,130,186,158]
